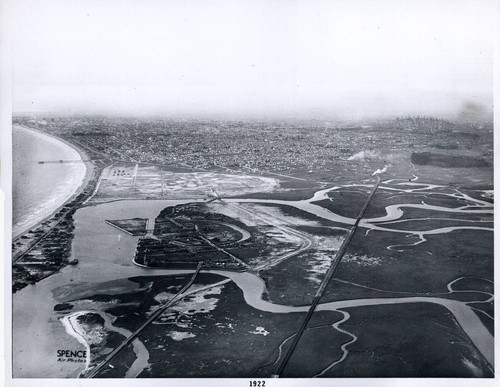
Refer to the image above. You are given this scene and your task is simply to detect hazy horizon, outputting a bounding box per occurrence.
[12,0,495,120]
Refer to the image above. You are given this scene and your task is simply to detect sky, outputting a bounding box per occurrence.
[10,0,496,119]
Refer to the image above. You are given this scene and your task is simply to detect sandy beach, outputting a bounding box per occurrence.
[12,125,94,239]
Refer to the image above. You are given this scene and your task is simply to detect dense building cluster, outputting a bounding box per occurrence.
[11,114,493,291]
[13,115,493,177]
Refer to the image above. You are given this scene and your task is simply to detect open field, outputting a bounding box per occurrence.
[55,273,311,377]
[12,115,494,378]
[313,303,493,377]
[92,163,280,202]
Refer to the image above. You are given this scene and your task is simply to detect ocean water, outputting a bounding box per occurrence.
[12,126,87,237]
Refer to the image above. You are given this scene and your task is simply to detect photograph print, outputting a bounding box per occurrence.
[7,0,495,380]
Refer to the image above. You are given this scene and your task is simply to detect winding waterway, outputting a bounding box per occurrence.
[12,180,494,377]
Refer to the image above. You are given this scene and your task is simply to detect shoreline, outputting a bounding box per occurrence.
[12,125,95,240]
[61,312,92,376]
[12,182,494,377]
